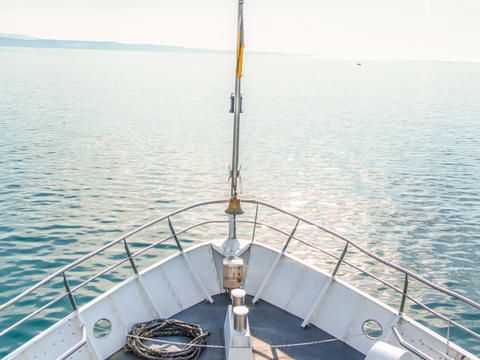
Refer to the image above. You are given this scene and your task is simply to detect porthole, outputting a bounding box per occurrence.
[362,319,383,339]
[93,318,112,339]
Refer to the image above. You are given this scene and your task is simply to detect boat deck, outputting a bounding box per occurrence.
[110,294,365,360]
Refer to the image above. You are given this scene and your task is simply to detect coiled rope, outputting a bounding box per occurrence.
[125,319,209,360]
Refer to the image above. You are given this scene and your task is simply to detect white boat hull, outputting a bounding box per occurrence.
[5,241,478,360]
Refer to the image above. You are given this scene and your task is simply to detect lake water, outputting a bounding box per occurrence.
[0,47,479,356]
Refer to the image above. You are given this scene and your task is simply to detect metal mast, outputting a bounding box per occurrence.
[225,0,245,216]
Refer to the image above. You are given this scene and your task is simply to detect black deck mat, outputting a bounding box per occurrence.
[109,294,365,360]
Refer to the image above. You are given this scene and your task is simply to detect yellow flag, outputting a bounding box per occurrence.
[236,8,245,78]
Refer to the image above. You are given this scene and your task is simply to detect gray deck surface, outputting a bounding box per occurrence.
[110,294,365,360]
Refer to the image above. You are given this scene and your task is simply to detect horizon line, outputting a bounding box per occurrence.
[1,32,479,64]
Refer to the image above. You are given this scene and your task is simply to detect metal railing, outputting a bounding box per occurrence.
[1,199,479,357]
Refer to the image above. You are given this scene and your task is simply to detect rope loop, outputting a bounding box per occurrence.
[125,319,209,360]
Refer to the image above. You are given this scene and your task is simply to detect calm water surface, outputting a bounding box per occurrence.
[0,48,479,356]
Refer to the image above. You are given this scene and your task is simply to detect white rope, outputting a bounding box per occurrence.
[127,332,364,350]
[271,337,344,348]
[127,334,225,349]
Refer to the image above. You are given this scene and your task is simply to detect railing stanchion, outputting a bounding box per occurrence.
[399,273,409,315]
[332,243,349,278]
[168,217,213,303]
[251,202,259,242]
[283,219,300,252]
[62,273,77,312]
[303,241,348,327]
[446,319,451,356]
[123,238,138,274]
[123,236,161,317]
[253,219,300,303]
[168,218,183,251]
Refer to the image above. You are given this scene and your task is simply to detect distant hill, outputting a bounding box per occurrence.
[0,33,36,40]
[0,34,224,53]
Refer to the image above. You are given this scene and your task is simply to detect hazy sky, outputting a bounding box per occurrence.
[1,0,480,61]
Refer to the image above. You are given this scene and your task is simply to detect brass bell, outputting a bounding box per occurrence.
[225,194,244,215]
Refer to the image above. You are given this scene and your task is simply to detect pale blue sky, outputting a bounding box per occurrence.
[1,0,480,61]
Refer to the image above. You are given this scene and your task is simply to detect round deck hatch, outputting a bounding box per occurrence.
[362,319,383,339]
[93,318,112,339]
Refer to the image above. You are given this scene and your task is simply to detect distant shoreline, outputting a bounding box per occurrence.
[0,36,479,63]
[0,36,287,56]
[0,36,225,54]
